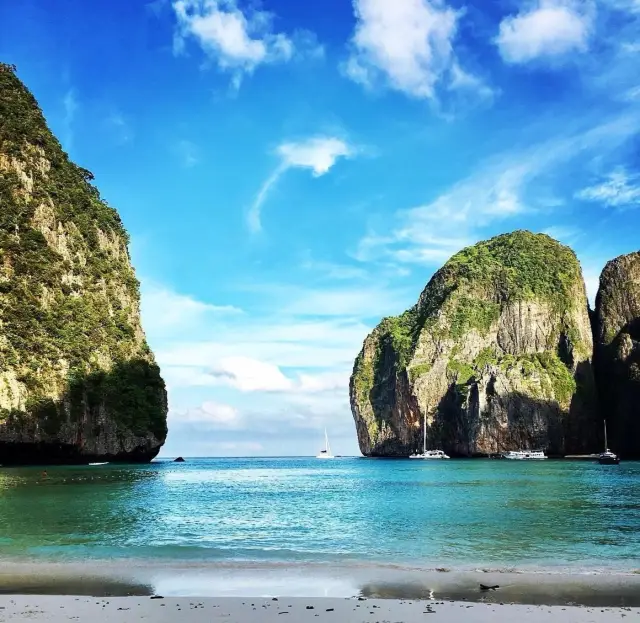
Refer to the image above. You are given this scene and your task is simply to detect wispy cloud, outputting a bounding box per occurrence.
[172,0,321,88]
[248,136,356,233]
[106,112,133,144]
[62,88,78,150]
[343,0,492,106]
[576,167,640,208]
[176,139,200,167]
[495,0,594,65]
[355,115,640,266]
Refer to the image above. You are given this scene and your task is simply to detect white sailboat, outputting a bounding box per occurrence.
[598,419,620,465]
[409,415,449,459]
[316,428,334,459]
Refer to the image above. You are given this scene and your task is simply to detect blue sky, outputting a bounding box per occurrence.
[1,0,639,457]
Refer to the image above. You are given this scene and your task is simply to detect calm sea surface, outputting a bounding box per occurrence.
[0,458,638,571]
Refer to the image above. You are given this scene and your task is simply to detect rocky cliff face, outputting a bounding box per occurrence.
[350,231,598,457]
[0,63,167,464]
[593,252,640,458]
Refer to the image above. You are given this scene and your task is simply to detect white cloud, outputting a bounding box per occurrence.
[356,115,640,266]
[248,136,355,232]
[141,283,241,334]
[176,139,200,167]
[209,356,294,392]
[172,0,321,87]
[576,167,640,208]
[170,401,240,425]
[277,137,353,176]
[496,1,593,64]
[343,0,488,102]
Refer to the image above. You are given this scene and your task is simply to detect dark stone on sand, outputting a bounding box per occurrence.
[150,595,164,599]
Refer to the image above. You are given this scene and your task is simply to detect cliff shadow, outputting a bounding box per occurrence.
[428,382,569,457]
[0,358,167,465]
[593,319,640,458]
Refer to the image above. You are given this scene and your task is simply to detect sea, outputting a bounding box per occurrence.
[1,457,639,574]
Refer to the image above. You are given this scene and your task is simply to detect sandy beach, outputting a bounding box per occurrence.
[0,595,637,623]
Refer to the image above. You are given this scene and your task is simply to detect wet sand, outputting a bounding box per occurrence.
[0,560,639,607]
[0,595,637,623]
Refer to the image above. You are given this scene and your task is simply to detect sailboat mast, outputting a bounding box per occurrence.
[604,419,608,451]
[423,413,427,454]
[325,428,330,455]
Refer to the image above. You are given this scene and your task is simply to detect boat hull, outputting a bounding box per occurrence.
[598,456,620,465]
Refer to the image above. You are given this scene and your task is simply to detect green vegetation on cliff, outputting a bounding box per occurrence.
[351,231,595,456]
[0,63,167,448]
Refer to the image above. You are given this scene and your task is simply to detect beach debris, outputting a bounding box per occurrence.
[480,584,499,591]
[278,612,289,615]
[435,567,450,572]
[306,605,315,609]
[272,597,278,601]
[150,595,164,599]
[326,608,334,611]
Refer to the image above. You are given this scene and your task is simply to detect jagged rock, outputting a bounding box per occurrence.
[0,64,167,465]
[593,251,640,458]
[350,231,598,457]
[174,456,185,462]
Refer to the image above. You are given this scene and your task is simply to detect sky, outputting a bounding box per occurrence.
[1,0,639,458]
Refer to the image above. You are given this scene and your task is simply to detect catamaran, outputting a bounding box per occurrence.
[502,450,547,460]
[409,415,449,459]
[598,419,620,465]
[316,428,334,459]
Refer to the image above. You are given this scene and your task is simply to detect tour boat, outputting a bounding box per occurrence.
[502,450,547,460]
[316,428,334,459]
[409,415,449,459]
[598,420,620,465]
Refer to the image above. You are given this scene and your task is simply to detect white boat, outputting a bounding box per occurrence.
[598,420,620,465]
[316,428,334,459]
[502,450,546,460]
[89,462,108,466]
[409,414,449,459]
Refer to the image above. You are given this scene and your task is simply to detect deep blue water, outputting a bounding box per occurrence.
[0,457,638,571]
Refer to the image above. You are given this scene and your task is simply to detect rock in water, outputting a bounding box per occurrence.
[0,64,167,465]
[350,231,597,457]
[593,251,640,458]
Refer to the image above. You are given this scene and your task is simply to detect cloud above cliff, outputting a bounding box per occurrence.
[495,1,594,64]
[355,114,640,267]
[576,167,640,209]
[343,0,492,106]
[172,0,321,88]
[248,136,356,232]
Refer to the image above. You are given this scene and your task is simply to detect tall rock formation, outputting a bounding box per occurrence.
[0,63,167,464]
[350,231,598,457]
[593,252,640,458]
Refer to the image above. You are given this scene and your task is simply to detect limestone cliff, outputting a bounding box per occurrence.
[593,251,640,458]
[0,63,167,464]
[350,231,598,457]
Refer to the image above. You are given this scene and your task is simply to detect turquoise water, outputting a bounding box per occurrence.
[0,458,639,571]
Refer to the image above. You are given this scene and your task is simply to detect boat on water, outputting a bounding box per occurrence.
[598,419,620,465]
[316,428,334,459]
[88,462,109,466]
[409,414,449,459]
[502,450,547,460]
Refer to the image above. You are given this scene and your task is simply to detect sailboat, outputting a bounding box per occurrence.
[316,428,334,459]
[598,419,620,465]
[409,415,449,459]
